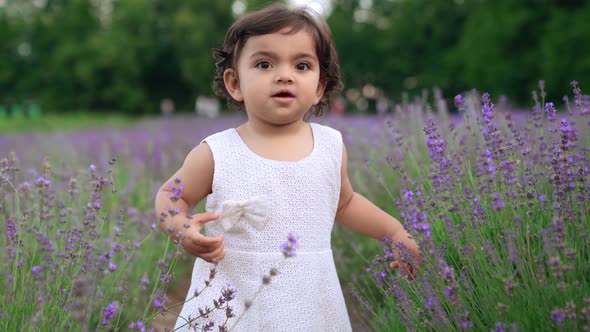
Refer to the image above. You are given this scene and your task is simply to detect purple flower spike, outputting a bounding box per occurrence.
[545,102,556,122]
[454,94,463,107]
[7,220,17,240]
[102,302,118,326]
[34,176,51,187]
[129,321,146,332]
[551,308,566,324]
[153,296,164,309]
[222,284,238,301]
[280,232,299,258]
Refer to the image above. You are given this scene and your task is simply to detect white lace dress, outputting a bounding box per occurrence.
[173,122,352,332]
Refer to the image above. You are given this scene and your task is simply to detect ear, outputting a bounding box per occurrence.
[314,78,327,105]
[223,68,243,102]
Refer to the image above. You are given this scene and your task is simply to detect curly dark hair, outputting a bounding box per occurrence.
[211,3,343,116]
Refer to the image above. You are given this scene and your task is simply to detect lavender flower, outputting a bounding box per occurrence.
[139,274,149,290]
[102,302,118,326]
[153,293,165,310]
[481,92,494,123]
[221,284,238,302]
[128,321,147,332]
[203,320,215,331]
[280,232,299,258]
[7,219,17,240]
[492,322,507,332]
[551,308,566,324]
[545,102,557,122]
[34,176,51,187]
[454,94,463,107]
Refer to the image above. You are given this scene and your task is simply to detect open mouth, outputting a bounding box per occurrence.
[273,92,295,98]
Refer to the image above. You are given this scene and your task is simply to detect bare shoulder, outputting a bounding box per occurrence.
[184,142,214,167]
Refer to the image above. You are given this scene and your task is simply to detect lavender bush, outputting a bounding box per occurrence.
[328,82,590,331]
[0,154,184,330]
[1,82,589,331]
[0,117,242,330]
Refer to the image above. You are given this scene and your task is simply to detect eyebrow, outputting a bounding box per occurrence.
[249,51,317,61]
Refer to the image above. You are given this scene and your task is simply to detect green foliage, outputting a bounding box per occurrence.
[1,0,589,112]
[336,86,590,331]
[0,112,134,134]
[329,0,590,103]
[329,0,466,94]
[0,0,235,114]
[539,2,590,102]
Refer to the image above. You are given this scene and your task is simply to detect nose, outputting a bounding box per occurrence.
[275,66,294,84]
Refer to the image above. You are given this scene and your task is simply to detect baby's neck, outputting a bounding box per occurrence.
[241,118,307,137]
[236,121,314,162]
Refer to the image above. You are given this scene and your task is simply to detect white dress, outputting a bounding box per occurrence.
[174,123,352,332]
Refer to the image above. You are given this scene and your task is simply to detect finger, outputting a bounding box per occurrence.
[184,241,215,254]
[202,247,226,263]
[390,261,400,269]
[191,233,224,248]
[195,212,221,225]
[210,246,226,262]
[181,233,222,253]
[184,240,224,261]
[403,264,418,280]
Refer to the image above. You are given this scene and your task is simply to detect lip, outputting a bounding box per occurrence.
[272,90,295,98]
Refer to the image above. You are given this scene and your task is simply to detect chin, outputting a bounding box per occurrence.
[266,115,302,126]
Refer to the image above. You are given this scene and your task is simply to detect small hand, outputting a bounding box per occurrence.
[390,259,419,280]
[389,234,422,280]
[180,212,225,263]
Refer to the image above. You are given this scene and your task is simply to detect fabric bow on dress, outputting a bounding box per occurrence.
[218,196,269,232]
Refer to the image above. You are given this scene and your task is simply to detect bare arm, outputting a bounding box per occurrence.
[154,142,225,262]
[335,144,422,276]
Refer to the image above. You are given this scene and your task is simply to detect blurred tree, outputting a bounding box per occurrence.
[0,0,236,113]
[31,0,103,111]
[0,9,20,107]
[539,1,590,102]
[449,0,547,102]
[160,0,235,108]
[246,0,285,10]
[329,0,467,100]
[1,0,588,113]
[330,0,590,105]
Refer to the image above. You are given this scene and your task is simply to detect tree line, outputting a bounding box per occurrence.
[1,0,589,114]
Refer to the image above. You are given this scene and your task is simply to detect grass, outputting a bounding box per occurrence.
[0,112,137,134]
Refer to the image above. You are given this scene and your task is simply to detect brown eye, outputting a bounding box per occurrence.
[255,61,272,69]
[296,63,311,71]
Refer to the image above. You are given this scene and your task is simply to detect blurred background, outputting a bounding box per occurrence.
[0,0,589,117]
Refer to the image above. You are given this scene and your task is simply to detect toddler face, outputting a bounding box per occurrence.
[227,27,326,126]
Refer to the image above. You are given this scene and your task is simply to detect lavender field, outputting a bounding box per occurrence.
[1,83,589,331]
